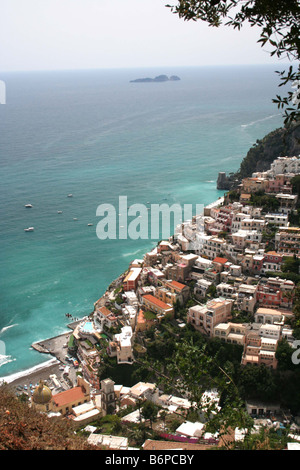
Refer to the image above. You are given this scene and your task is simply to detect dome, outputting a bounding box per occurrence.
[32,380,52,405]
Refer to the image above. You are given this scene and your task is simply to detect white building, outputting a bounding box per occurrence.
[114,326,134,365]
[268,156,300,177]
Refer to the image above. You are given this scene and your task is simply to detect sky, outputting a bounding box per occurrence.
[0,0,284,72]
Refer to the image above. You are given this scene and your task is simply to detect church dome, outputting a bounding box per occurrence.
[32,380,52,405]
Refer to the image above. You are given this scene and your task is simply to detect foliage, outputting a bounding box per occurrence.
[235,426,289,450]
[282,255,300,274]
[237,364,277,400]
[0,385,99,450]
[167,0,300,124]
[150,338,254,441]
[227,190,240,202]
[250,191,280,212]
[141,401,159,429]
[265,270,300,283]
[291,174,300,197]
[275,339,297,370]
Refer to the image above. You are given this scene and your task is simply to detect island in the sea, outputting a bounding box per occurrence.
[130,74,180,83]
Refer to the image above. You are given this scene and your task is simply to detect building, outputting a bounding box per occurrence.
[123,268,142,292]
[261,251,283,274]
[268,156,300,177]
[200,236,227,260]
[163,279,190,304]
[275,193,298,215]
[31,376,93,416]
[216,282,236,300]
[254,307,285,325]
[236,284,257,313]
[212,257,228,272]
[77,340,101,390]
[241,177,269,194]
[88,433,130,450]
[95,306,118,329]
[31,380,53,412]
[194,278,213,300]
[213,322,246,346]
[241,331,278,369]
[155,286,178,306]
[256,277,295,309]
[135,309,155,332]
[275,227,300,256]
[100,378,116,416]
[142,294,174,320]
[114,326,134,365]
[264,213,289,228]
[187,298,233,337]
[51,376,91,415]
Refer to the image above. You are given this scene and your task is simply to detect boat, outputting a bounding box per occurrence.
[73,218,78,220]
[87,223,93,226]
[24,227,34,232]
[25,204,33,208]
[67,194,73,197]
[57,211,63,214]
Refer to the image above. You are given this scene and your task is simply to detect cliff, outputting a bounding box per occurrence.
[217,121,300,190]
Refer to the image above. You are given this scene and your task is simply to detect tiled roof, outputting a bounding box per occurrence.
[143,439,215,451]
[143,294,172,310]
[213,257,228,264]
[168,280,187,290]
[52,386,87,408]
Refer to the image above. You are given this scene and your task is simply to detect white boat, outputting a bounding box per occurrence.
[25,204,33,208]
[67,194,73,197]
[24,227,34,232]
[57,211,63,214]
[87,223,93,226]
[73,218,78,220]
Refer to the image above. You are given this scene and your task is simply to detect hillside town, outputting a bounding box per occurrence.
[9,155,300,450]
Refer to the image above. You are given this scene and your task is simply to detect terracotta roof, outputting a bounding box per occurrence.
[167,280,187,290]
[98,306,112,317]
[143,439,215,451]
[213,257,228,264]
[137,310,146,324]
[52,386,87,408]
[143,294,172,310]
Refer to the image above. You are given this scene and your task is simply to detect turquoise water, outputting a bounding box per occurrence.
[0,65,285,378]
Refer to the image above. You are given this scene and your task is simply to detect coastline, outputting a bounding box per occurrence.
[0,320,83,390]
[0,196,224,392]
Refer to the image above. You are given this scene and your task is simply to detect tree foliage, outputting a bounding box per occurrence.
[167,0,300,124]
[0,385,99,450]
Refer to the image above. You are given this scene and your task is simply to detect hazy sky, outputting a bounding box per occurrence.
[1,0,283,72]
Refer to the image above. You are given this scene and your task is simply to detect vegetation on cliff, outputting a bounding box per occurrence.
[0,385,100,450]
[218,122,300,189]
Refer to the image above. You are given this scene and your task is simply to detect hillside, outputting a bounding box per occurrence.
[0,385,100,450]
[217,122,300,190]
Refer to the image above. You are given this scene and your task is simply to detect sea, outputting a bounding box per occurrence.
[0,64,286,381]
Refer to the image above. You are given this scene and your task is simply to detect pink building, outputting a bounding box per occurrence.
[256,277,295,309]
[241,332,278,369]
[187,298,233,337]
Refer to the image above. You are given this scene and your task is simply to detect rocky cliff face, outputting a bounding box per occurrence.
[217,122,300,190]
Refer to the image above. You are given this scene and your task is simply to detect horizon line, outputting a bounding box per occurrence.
[0,62,294,74]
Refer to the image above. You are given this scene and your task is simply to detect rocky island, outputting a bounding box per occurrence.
[130,74,180,83]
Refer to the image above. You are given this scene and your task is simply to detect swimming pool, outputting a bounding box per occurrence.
[80,321,94,334]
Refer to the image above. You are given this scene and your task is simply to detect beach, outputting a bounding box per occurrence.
[1,322,82,394]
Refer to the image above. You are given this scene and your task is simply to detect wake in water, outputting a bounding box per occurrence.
[241,113,281,128]
[0,323,18,336]
[0,354,16,369]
